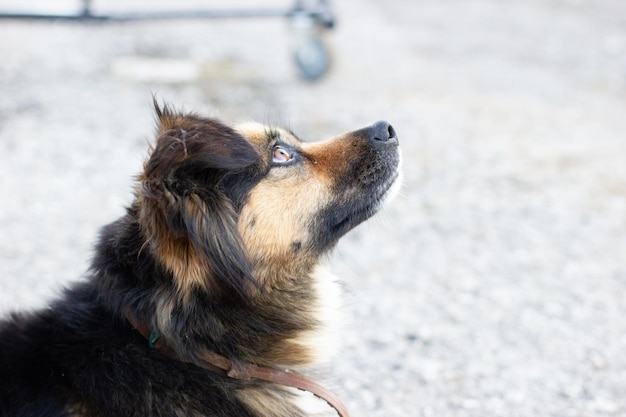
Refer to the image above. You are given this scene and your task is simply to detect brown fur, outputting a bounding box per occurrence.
[0,103,401,417]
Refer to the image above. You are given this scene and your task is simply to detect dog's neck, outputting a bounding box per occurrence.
[124,310,351,417]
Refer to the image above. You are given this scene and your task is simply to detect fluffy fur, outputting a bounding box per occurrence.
[0,102,401,417]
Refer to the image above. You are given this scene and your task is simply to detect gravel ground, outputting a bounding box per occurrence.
[1,1,626,416]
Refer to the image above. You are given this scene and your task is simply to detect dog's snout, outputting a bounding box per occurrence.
[368,121,397,144]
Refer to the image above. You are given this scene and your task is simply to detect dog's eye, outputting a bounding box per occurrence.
[272,146,293,164]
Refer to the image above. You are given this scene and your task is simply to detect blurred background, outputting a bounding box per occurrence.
[1,1,626,416]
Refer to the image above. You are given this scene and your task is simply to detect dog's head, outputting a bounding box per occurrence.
[136,103,401,300]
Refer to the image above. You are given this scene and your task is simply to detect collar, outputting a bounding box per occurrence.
[125,311,351,417]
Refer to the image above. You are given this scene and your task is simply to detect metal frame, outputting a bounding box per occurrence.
[0,0,335,27]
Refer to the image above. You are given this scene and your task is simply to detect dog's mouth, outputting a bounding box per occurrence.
[331,169,401,234]
[313,158,402,250]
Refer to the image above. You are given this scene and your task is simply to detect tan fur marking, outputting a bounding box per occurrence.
[235,122,272,146]
[262,339,316,367]
[238,171,329,284]
[155,237,209,296]
[300,133,365,181]
[234,125,344,277]
[236,386,302,417]
[135,186,212,299]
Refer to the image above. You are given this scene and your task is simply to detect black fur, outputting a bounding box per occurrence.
[0,283,259,417]
[0,104,400,417]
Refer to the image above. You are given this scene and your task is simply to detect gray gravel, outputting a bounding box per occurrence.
[1,1,626,416]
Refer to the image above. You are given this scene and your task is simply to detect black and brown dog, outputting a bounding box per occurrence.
[0,102,401,417]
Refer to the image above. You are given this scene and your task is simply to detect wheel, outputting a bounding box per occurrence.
[293,34,330,81]
[290,12,332,81]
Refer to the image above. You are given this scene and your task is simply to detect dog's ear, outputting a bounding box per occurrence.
[148,102,258,176]
[136,102,258,300]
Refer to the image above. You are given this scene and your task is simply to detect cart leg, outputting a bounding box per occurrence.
[290,1,333,81]
[80,0,92,18]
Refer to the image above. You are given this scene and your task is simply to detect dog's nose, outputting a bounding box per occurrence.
[368,121,397,144]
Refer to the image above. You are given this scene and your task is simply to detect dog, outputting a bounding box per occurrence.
[0,102,401,417]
